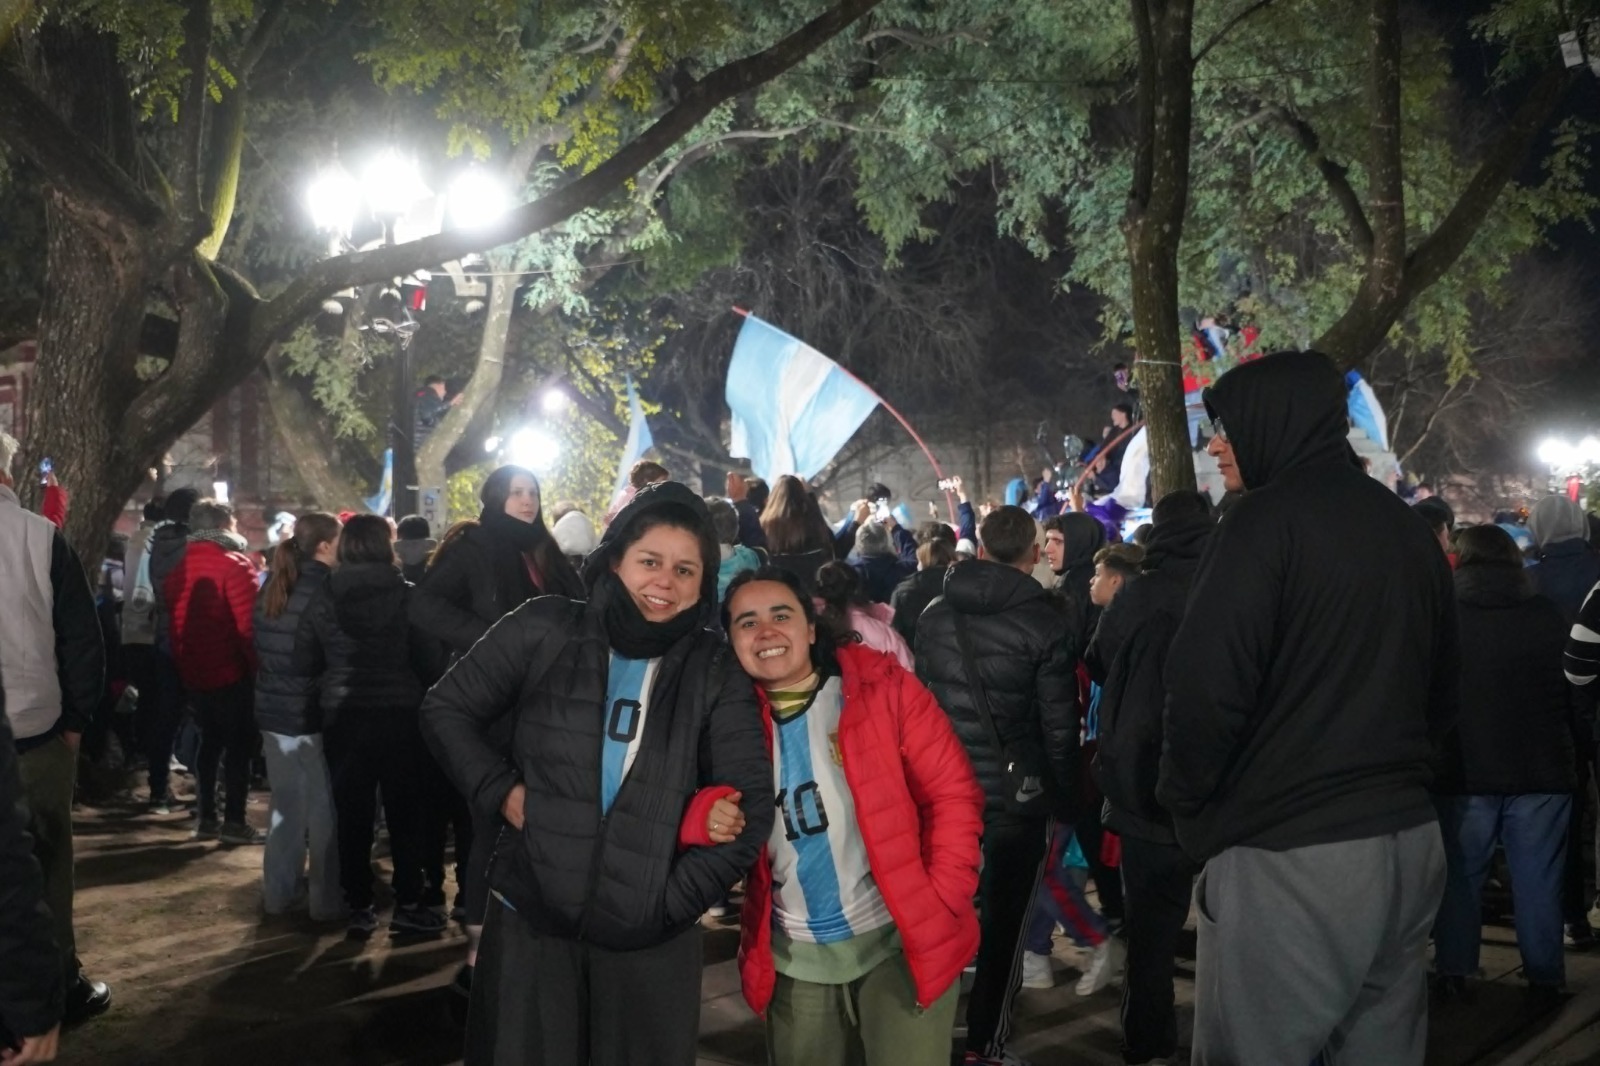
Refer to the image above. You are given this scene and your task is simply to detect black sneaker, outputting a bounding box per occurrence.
[390,904,448,934]
[63,974,112,1026]
[1566,922,1597,950]
[219,822,265,846]
[191,819,221,841]
[347,907,379,939]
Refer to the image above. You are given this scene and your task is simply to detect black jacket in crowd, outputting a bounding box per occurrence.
[0,686,63,1044]
[915,559,1081,822]
[1435,564,1576,796]
[849,551,916,606]
[252,561,331,737]
[1088,514,1211,846]
[147,521,189,654]
[295,564,430,725]
[411,523,573,658]
[889,566,947,649]
[419,594,772,952]
[766,548,833,596]
[1052,512,1106,642]
[1158,351,1459,863]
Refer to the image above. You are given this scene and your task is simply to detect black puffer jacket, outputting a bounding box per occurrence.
[419,597,773,951]
[890,566,947,649]
[295,564,426,724]
[1088,516,1211,845]
[148,521,189,653]
[1435,564,1576,795]
[767,548,832,596]
[914,560,1080,821]
[411,524,532,657]
[1159,351,1459,863]
[253,561,331,736]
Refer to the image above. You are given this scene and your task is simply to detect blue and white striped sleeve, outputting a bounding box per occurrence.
[1564,580,1600,686]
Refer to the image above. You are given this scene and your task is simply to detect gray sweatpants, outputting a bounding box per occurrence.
[1192,821,1445,1066]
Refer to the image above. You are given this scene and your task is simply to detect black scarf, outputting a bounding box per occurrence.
[592,570,703,734]
[478,508,544,602]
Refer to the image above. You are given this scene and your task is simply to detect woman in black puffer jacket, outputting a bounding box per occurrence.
[1433,524,1577,1000]
[254,512,341,920]
[421,483,772,1065]
[296,515,444,939]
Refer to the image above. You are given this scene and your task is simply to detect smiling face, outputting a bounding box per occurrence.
[727,580,816,691]
[611,522,703,622]
[504,473,541,524]
[1207,431,1243,493]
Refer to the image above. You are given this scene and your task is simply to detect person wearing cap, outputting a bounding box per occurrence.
[394,515,437,584]
[1160,350,1458,1064]
[421,483,772,1064]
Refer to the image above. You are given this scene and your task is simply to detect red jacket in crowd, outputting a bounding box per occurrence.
[682,642,983,1016]
[165,538,259,692]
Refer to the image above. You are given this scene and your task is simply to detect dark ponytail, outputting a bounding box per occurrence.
[261,512,341,619]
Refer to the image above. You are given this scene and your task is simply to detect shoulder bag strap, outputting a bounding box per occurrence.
[953,614,1008,762]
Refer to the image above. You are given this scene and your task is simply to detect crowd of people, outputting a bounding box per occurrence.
[1,346,1598,1065]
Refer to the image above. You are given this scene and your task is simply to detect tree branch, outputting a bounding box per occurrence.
[642,125,811,203]
[0,66,166,229]
[251,0,886,355]
[860,26,985,49]
[1404,63,1571,295]
[1272,105,1373,255]
[238,0,288,75]
[172,0,214,224]
[1193,0,1277,65]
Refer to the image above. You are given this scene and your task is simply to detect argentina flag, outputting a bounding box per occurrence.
[726,314,880,483]
[612,376,655,500]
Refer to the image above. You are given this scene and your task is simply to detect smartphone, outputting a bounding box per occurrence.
[873,499,891,521]
[39,457,52,484]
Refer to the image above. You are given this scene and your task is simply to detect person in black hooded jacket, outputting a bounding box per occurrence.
[1433,524,1575,1001]
[420,482,772,1066]
[914,505,1079,1066]
[410,465,585,994]
[296,515,446,939]
[1086,489,1210,1066]
[1158,350,1459,1065]
[1043,511,1106,639]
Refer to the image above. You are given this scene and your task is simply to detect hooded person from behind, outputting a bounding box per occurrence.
[1158,350,1459,1066]
[1528,494,1600,626]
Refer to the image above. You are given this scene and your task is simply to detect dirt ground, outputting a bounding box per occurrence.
[52,779,1600,1066]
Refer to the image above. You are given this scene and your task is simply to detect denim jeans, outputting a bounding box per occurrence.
[1435,793,1571,987]
[260,731,342,920]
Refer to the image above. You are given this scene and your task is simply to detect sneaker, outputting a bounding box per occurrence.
[219,822,265,846]
[62,974,112,1027]
[148,798,174,816]
[1566,922,1597,950]
[190,818,221,840]
[1021,950,1054,989]
[962,1051,1033,1066]
[347,907,379,939]
[1075,937,1124,996]
[391,904,449,934]
[169,754,188,773]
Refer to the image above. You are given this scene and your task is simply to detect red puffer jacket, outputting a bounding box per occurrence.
[715,642,983,1016]
[165,539,259,692]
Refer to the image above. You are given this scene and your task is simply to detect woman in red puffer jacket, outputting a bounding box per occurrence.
[685,565,982,1065]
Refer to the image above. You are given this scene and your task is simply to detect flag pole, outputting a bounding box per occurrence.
[733,308,958,525]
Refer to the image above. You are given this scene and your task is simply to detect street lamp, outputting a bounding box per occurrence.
[1537,435,1600,500]
[506,426,562,473]
[540,388,569,414]
[447,168,515,233]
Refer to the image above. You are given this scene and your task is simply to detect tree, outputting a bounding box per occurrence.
[0,0,886,559]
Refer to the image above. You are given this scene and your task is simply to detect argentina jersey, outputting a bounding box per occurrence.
[768,676,893,944]
[602,653,658,814]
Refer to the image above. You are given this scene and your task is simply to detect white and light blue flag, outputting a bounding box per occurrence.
[612,376,656,501]
[726,314,880,483]
[1345,370,1390,452]
[364,448,393,516]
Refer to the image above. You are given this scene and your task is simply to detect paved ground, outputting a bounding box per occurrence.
[49,789,1600,1065]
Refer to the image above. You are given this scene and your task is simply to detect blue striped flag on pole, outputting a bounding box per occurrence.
[725,314,880,483]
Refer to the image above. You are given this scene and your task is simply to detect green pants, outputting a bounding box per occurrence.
[19,736,77,977]
[765,951,959,1066]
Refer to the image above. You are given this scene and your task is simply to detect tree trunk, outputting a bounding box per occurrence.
[1124,0,1198,500]
[260,352,369,509]
[416,271,516,495]
[16,193,156,559]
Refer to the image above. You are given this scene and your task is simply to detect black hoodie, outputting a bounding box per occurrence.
[1052,512,1107,640]
[1088,515,1211,845]
[295,563,427,723]
[914,559,1080,821]
[1157,351,1459,862]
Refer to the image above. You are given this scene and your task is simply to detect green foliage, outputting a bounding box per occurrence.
[277,323,378,441]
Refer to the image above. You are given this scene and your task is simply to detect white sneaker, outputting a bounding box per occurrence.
[1020,950,1054,989]
[1075,937,1124,996]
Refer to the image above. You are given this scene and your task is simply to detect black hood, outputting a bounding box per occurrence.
[944,558,1051,617]
[1056,511,1107,573]
[1141,515,1212,573]
[1203,350,1359,490]
[330,563,409,636]
[582,481,718,610]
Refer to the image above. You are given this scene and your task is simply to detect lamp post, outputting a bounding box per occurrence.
[1537,435,1600,500]
[305,154,511,517]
